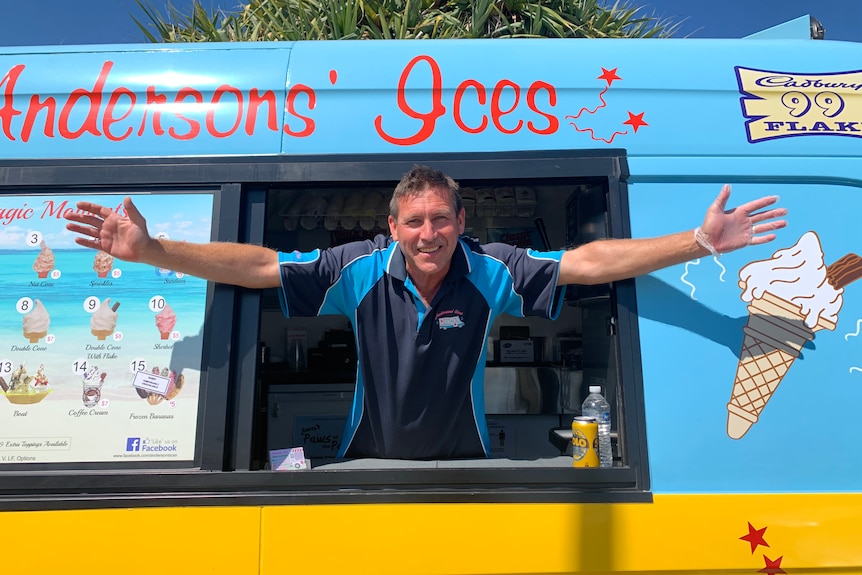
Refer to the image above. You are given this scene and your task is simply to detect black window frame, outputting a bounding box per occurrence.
[0,149,651,510]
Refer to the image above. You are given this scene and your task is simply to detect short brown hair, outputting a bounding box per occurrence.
[389,165,461,218]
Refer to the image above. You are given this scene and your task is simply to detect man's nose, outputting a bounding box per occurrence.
[419,219,436,239]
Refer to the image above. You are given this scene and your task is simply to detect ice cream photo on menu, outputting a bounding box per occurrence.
[33,240,54,278]
[33,364,48,388]
[135,366,185,405]
[81,366,105,408]
[155,303,176,340]
[1,362,51,405]
[166,371,184,400]
[90,298,120,341]
[22,299,50,343]
[727,231,862,439]
[93,250,114,278]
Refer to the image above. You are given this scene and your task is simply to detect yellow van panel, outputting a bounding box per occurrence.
[5,493,862,575]
[1,506,260,574]
[261,493,862,575]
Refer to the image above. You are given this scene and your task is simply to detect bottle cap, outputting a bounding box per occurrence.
[589,385,602,393]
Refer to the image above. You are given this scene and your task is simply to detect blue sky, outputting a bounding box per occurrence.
[1,0,859,46]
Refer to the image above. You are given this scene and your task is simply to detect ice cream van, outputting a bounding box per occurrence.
[1,13,861,575]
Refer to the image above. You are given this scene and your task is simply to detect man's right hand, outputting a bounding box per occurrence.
[64,196,153,263]
[65,195,282,289]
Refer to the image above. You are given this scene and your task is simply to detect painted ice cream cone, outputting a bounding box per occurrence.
[155,303,176,340]
[33,240,54,278]
[24,331,47,344]
[90,298,120,341]
[91,329,113,341]
[22,299,50,344]
[93,251,114,278]
[727,291,834,439]
[729,232,862,439]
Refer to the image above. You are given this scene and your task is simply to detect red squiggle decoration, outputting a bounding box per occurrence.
[564,86,610,121]
[567,121,628,144]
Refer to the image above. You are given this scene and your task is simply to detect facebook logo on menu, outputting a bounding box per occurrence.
[126,438,141,452]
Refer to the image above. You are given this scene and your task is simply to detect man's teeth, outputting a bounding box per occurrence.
[419,246,440,253]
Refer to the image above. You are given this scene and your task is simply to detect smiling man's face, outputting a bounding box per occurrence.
[389,186,465,289]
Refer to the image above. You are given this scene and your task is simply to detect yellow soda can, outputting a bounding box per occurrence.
[572,416,599,467]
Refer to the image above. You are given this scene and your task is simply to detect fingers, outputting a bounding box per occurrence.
[753,218,787,233]
[750,218,787,248]
[64,201,112,238]
[751,209,788,226]
[72,236,102,251]
[739,194,780,214]
[63,210,103,227]
[713,184,731,212]
[733,191,787,237]
[123,196,146,227]
[66,196,143,228]
[65,221,101,242]
[749,233,777,246]
[73,201,113,218]
[65,200,122,242]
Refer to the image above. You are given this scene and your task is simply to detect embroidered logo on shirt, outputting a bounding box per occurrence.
[436,309,465,330]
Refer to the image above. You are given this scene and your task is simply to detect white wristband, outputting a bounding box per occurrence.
[694,227,720,259]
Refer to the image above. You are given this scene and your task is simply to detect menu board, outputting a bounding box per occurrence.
[0,192,214,465]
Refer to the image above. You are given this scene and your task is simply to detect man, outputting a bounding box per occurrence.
[64,166,786,460]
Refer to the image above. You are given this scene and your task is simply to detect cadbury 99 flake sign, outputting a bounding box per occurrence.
[736,67,862,143]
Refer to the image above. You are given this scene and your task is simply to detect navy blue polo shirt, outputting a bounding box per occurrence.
[278,235,565,460]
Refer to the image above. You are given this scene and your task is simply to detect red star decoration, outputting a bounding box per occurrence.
[759,555,786,574]
[623,111,648,132]
[597,67,622,86]
[740,522,770,554]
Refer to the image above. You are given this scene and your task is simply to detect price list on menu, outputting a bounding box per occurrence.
[0,192,214,465]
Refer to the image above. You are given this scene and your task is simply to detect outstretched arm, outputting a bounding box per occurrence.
[64,196,281,289]
[558,185,787,286]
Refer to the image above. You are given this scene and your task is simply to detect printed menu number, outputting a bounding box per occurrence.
[72,359,90,377]
[130,358,148,373]
[16,297,34,314]
[25,230,43,247]
[149,296,167,312]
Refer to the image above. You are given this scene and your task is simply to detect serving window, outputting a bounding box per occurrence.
[0,151,651,510]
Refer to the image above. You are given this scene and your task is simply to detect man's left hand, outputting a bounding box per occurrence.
[700,185,788,254]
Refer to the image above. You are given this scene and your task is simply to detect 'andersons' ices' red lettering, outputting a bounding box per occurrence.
[0,61,316,143]
[374,55,559,145]
[0,56,559,146]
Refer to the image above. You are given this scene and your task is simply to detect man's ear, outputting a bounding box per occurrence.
[388,214,398,239]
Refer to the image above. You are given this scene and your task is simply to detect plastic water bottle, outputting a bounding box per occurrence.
[581,385,612,468]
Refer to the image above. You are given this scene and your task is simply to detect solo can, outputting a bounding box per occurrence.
[572,416,599,468]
